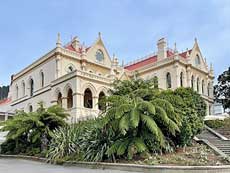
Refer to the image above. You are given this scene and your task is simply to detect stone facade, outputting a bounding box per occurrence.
[4,34,214,122]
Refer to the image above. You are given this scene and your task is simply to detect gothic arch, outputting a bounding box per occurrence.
[63,83,73,97]
[96,86,108,96]
[81,83,97,96]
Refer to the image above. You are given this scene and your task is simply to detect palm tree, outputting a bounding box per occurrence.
[105,90,180,159]
[0,103,69,154]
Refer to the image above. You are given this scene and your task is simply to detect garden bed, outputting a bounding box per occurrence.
[113,143,229,166]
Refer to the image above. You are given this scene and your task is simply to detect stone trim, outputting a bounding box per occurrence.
[1,154,230,173]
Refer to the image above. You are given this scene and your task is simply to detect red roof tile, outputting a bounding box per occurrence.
[0,98,11,105]
[125,49,192,71]
[179,49,192,58]
[125,55,157,71]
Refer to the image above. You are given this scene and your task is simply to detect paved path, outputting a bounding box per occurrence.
[0,158,138,173]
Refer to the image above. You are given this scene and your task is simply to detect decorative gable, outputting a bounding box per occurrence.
[86,35,112,67]
[189,39,208,72]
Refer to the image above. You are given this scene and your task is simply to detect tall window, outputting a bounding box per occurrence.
[98,91,105,110]
[29,105,33,112]
[197,77,200,92]
[195,55,201,65]
[207,82,210,96]
[180,72,183,87]
[30,79,34,96]
[15,85,19,99]
[153,76,158,88]
[191,75,194,89]
[57,92,62,107]
[166,72,172,89]
[22,82,25,96]
[202,80,204,94]
[41,72,44,87]
[84,88,93,108]
[67,89,73,109]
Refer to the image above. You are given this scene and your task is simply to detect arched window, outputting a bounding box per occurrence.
[207,82,210,96]
[202,80,205,94]
[197,77,200,92]
[30,78,34,96]
[67,89,73,109]
[22,81,25,96]
[180,72,183,87]
[29,105,33,112]
[15,85,19,99]
[166,72,172,89]
[195,55,201,65]
[84,88,93,108]
[153,76,158,88]
[98,91,106,110]
[40,71,44,87]
[191,75,194,89]
[57,92,62,106]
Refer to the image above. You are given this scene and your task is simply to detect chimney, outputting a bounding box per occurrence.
[157,38,167,60]
[72,36,80,50]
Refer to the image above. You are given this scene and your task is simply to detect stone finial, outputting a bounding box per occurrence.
[195,37,198,44]
[56,33,62,47]
[98,32,101,39]
[122,59,124,67]
[174,42,178,53]
[210,63,214,74]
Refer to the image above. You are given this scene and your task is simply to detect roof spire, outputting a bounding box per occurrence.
[122,59,124,67]
[56,33,62,47]
[98,32,101,39]
[174,42,178,53]
[210,62,214,75]
[194,37,198,44]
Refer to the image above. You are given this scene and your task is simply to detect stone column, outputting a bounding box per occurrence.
[186,67,191,88]
[173,62,180,89]
[55,56,62,79]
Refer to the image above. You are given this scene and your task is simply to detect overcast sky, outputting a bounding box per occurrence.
[0,0,229,85]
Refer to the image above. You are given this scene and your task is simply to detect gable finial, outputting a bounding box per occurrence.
[195,37,198,44]
[98,32,101,39]
[174,42,178,53]
[122,59,124,67]
[210,62,214,75]
[56,33,62,47]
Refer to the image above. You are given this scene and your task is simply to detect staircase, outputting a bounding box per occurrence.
[197,127,230,158]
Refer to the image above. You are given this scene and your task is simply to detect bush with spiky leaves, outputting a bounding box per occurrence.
[0,103,69,155]
[104,91,180,160]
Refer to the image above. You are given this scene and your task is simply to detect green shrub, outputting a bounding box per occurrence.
[0,104,69,155]
[205,118,230,129]
[157,87,206,146]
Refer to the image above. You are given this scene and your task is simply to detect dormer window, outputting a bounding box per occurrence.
[195,55,201,65]
[95,49,104,62]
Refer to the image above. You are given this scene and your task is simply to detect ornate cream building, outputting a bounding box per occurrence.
[2,33,214,122]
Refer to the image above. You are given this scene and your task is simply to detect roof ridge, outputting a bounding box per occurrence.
[125,52,156,67]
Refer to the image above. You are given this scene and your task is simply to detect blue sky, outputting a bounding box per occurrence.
[0,0,229,85]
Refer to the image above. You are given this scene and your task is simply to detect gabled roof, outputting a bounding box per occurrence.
[125,49,192,71]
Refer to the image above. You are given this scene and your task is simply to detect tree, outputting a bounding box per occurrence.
[214,67,230,112]
[104,78,181,159]
[157,87,206,146]
[0,103,69,155]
